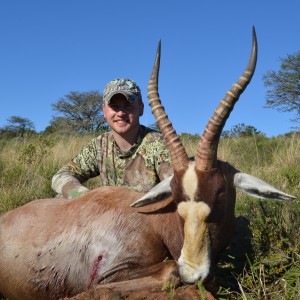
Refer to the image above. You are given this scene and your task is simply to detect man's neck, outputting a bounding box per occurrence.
[113,125,140,152]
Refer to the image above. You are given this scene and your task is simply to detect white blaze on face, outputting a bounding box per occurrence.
[182,162,198,201]
[177,164,211,283]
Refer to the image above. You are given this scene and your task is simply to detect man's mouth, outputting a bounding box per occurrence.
[115,119,129,125]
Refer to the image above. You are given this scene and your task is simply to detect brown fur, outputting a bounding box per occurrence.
[0,160,238,299]
[0,187,185,299]
[196,161,237,260]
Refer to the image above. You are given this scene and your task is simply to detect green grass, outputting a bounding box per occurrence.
[0,133,299,299]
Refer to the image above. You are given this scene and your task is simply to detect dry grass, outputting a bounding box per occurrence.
[0,133,299,299]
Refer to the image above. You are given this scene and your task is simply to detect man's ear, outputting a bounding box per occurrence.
[102,103,107,119]
[139,100,144,116]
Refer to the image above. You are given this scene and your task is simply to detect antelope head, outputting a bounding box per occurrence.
[132,27,295,284]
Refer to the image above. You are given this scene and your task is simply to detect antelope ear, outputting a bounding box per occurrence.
[234,172,296,201]
[131,176,173,207]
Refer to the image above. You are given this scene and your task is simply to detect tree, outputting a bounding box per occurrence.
[43,117,77,135]
[51,91,106,133]
[263,51,300,125]
[2,115,35,137]
[221,123,265,138]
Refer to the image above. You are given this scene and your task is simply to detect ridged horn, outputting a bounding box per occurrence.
[148,41,189,171]
[196,27,258,171]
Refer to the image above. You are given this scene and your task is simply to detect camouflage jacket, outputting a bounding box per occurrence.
[52,125,173,198]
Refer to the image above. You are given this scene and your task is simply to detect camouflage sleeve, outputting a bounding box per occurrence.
[51,138,100,198]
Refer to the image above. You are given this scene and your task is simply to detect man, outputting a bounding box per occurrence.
[52,78,173,199]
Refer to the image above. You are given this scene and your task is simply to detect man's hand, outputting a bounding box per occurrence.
[68,186,90,199]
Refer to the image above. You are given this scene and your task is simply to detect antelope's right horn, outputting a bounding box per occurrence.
[148,41,189,172]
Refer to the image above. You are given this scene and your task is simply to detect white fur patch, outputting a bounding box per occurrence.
[182,162,198,201]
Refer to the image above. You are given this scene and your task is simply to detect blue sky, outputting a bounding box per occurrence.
[1,1,299,137]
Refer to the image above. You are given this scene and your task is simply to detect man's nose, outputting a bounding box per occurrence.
[116,109,126,116]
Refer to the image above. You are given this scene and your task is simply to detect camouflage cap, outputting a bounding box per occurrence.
[103,78,142,104]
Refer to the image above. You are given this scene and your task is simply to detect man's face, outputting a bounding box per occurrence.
[103,94,144,136]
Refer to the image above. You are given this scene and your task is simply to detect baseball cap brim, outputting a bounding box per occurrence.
[104,91,139,104]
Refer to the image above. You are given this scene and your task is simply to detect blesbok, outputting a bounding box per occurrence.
[0,28,295,300]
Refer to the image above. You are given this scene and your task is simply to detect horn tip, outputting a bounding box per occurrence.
[252,26,258,49]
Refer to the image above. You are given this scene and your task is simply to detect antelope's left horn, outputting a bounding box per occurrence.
[196,27,258,171]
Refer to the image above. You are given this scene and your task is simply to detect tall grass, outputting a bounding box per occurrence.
[0,133,98,211]
[0,133,299,298]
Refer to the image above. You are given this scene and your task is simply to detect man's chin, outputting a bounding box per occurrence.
[113,125,131,134]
